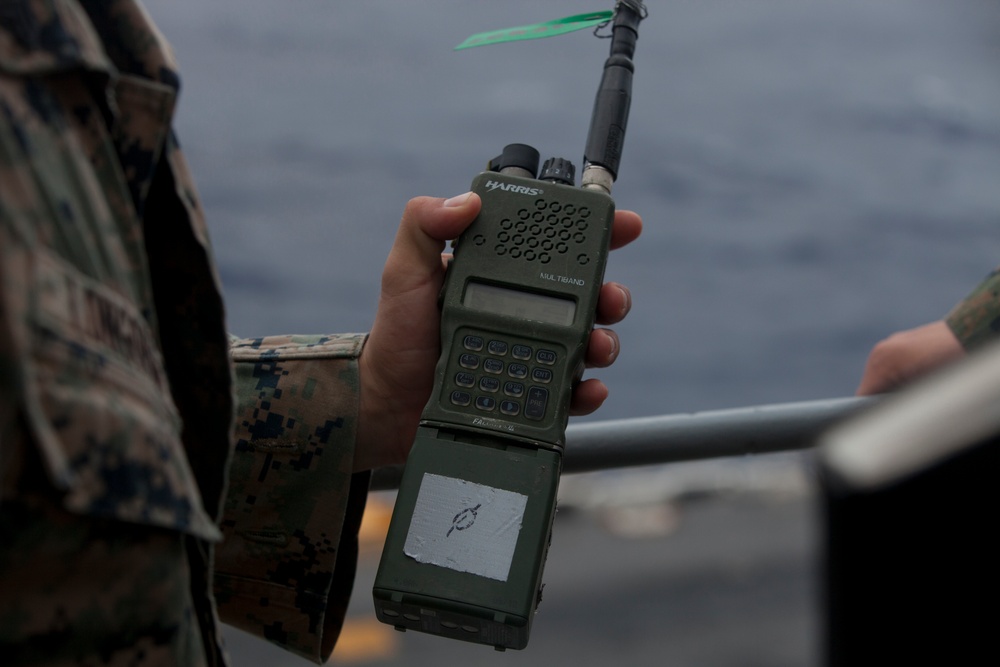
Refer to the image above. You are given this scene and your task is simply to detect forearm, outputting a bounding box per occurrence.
[946,268,1000,351]
[214,333,370,664]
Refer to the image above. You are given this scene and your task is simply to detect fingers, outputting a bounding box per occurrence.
[856,320,965,395]
[570,378,609,416]
[610,209,642,250]
[598,209,640,323]
[574,210,639,400]
[595,282,632,325]
[585,328,620,368]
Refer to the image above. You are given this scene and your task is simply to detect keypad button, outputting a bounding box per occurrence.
[508,363,528,379]
[483,358,504,374]
[531,367,553,384]
[459,353,480,370]
[455,372,475,388]
[512,344,532,360]
[475,396,496,411]
[479,377,500,393]
[487,340,509,356]
[463,335,484,351]
[504,382,525,398]
[525,387,548,420]
[450,391,472,407]
[536,349,557,365]
[500,400,521,416]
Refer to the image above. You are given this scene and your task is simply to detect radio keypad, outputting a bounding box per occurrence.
[531,368,553,384]
[487,340,509,356]
[511,345,532,361]
[508,363,528,379]
[475,396,497,411]
[483,358,504,374]
[500,400,521,416]
[535,349,557,365]
[524,387,549,420]
[447,333,559,423]
[504,381,525,398]
[450,390,472,407]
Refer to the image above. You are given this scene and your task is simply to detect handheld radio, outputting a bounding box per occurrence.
[373,2,644,650]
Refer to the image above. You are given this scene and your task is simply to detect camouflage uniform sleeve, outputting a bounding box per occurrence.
[214,332,370,664]
[946,268,1000,351]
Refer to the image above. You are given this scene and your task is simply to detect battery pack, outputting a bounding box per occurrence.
[373,427,561,650]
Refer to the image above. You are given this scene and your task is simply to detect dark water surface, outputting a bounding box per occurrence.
[147,0,1000,417]
[143,1,999,664]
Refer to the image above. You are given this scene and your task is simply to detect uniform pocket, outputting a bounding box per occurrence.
[24,249,220,541]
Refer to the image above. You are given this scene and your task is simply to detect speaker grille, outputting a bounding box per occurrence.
[472,197,593,265]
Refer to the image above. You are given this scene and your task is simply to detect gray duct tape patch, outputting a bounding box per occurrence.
[404,473,528,582]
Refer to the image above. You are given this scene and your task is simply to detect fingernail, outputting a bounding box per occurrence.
[617,285,632,317]
[606,330,619,361]
[444,191,473,207]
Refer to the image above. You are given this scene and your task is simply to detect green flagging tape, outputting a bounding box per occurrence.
[455,11,613,50]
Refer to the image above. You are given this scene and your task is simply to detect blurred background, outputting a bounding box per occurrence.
[144,1,1000,664]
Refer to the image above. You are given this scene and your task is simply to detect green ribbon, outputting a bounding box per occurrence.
[455,11,613,50]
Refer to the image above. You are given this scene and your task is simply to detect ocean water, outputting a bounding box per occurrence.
[141,1,1000,664]
[146,0,1000,419]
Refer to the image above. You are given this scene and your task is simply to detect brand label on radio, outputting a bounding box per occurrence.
[540,272,585,286]
[485,180,543,196]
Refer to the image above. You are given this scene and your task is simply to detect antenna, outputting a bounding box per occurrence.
[582,0,645,195]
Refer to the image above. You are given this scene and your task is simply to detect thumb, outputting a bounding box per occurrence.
[382,193,481,296]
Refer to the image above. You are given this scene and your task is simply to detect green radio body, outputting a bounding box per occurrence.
[372,172,614,650]
[422,171,615,448]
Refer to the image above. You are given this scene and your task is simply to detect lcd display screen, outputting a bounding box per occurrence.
[463,282,576,326]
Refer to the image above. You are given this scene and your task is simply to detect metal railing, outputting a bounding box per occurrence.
[370,396,874,490]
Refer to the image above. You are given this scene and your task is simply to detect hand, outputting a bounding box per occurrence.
[569,211,642,415]
[856,320,965,396]
[355,193,642,471]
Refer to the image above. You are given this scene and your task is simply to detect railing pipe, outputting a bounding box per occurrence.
[370,396,875,491]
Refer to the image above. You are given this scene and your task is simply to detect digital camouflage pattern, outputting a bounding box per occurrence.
[1,1,368,664]
[219,334,369,662]
[947,267,1000,351]
[0,483,208,666]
